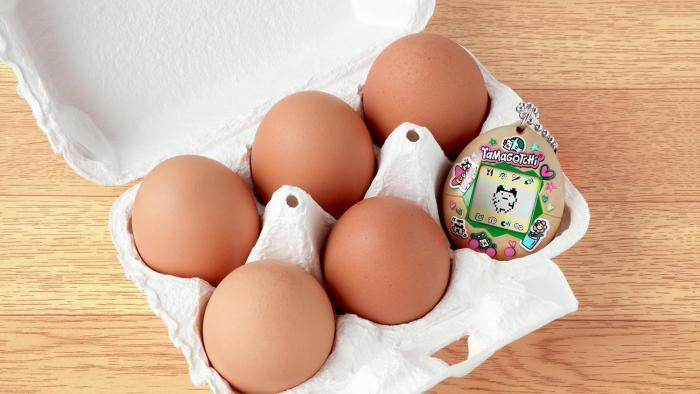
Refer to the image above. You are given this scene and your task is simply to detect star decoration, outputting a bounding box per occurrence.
[545,182,556,192]
[531,143,540,152]
[547,203,554,212]
[489,138,497,146]
[470,152,478,159]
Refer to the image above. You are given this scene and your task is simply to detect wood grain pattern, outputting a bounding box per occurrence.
[2,196,698,321]
[1,0,699,393]
[430,0,700,90]
[3,88,699,202]
[520,89,700,203]
[0,315,203,393]
[429,321,700,393]
[2,318,695,394]
[0,196,149,316]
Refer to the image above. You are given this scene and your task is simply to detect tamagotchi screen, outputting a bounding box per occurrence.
[468,164,541,234]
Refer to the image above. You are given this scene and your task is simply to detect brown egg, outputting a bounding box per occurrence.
[362,32,489,159]
[132,155,260,286]
[203,260,335,394]
[323,196,451,325]
[251,91,375,218]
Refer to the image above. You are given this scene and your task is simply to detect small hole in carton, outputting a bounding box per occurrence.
[406,129,420,142]
[432,336,469,366]
[286,195,299,208]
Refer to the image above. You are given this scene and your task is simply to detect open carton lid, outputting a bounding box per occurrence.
[0,0,435,185]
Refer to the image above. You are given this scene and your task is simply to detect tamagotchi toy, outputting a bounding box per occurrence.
[441,102,565,260]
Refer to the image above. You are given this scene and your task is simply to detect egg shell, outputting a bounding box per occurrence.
[251,91,375,218]
[324,196,451,325]
[131,155,260,286]
[202,260,335,394]
[362,32,489,159]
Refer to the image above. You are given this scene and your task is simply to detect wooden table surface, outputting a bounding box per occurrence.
[1,1,699,392]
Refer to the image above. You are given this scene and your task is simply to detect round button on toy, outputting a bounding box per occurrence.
[441,103,565,260]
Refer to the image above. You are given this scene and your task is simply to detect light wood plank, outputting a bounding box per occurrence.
[0,196,150,315]
[2,196,699,321]
[430,320,700,393]
[428,0,700,90]
[0,317,696,393]
[521,89,700,203]
[561,202,700,322]
[0,315,205,393]
[2,69,699,203]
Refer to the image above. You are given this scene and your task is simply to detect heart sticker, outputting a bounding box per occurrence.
[449,200,457,210]
[540,164,556,180]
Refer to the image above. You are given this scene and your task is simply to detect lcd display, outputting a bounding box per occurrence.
[468,164,541,234]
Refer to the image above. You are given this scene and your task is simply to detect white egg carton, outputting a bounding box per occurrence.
[0,1,589,393]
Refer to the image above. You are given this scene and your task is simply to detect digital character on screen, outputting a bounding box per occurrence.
[492,185,518,213]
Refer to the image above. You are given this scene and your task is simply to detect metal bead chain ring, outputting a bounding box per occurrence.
[515,102,558,152]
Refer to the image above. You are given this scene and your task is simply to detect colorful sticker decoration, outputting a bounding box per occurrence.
[448,157,477,193]
[539,164,556,180]
[502,136,526,152]
[450,216,468,239]
[468,232,497,257]
[521,218,550,251]
[504,240,517,258]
